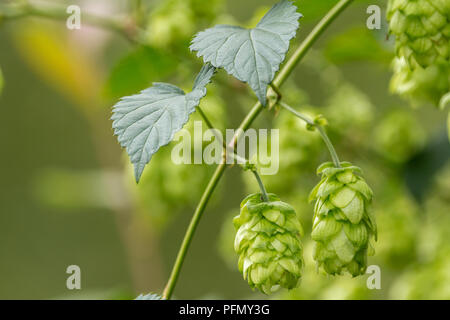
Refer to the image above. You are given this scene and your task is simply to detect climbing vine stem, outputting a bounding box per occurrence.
[162,0,353,300]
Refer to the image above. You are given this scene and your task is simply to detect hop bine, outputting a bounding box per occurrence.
[234,193,304,294]
[309,162,377,276]
[387,0,450,104]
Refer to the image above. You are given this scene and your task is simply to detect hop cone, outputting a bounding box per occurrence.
[234,193,304,294]
[390,55,449,105]
[387,0,450,104]
[309,162,377,276]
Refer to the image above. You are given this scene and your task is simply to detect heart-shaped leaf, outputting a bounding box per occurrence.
[112,64,215,182]
[190,0,301,106]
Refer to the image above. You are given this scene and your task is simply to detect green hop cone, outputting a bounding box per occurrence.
[387,0,449,69]
[309,162,377,276]
[234,193,304,294]
[387,0,450,104]
[390,55,449,105]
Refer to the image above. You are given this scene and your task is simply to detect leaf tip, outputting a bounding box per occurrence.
[134,165,144,184]
[257,88,268,107]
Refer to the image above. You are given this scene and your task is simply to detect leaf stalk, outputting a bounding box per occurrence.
[278,101,341,168]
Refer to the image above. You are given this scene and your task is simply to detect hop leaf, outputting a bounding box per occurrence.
[135,292,164,300]
[234,193,303,294]
[111,64,215,182]
[190,0,302,106]
[387,0,450,104]
[310,162,376,276]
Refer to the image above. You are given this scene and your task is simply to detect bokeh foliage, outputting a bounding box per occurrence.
[0,0,448,299]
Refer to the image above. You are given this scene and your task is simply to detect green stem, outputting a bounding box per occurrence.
[279,101,341,167]
[273,0,353,87]
[197,106,240,157]
[278,101,314,126]
[162,0,353,299]
[252,170,269,202]
[228,152,249,165]
[269,83,282,99]
[198,106,261,168]
[162,162,227,299]
[197,105,228,149]
[196,106,216,132]
[317,126,341,168]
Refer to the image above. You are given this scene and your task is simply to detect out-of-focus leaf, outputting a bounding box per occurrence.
[189,0,224,23]
[325,84,374,130]
[0,66,3,95]
[112,64,215,182]
[190,0,301,106]
[11,21,102,111]
[405,132,450,202]
[375,191,419,268]
[145,0,195,48]
[440,93,450,110]
[217,210,239,269]
[324,27,392,64]
[144,0,223,48]
[448,112,450,142]
[373,109,426,164]
[293,0,336,22]
[389,173,450,299]
[32,168,129,210]
[105,46,178,99]
[292,0,379,22]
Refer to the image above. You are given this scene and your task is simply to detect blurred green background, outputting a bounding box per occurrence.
[0,0,448,299]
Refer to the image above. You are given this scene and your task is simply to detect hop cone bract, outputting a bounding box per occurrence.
[309,162,377,276]
[234,193,303,294]
[387,0,450,104]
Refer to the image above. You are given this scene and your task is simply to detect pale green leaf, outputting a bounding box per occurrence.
[112,64,215,182]
[135,292,164,300]
[190,0,301,106]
